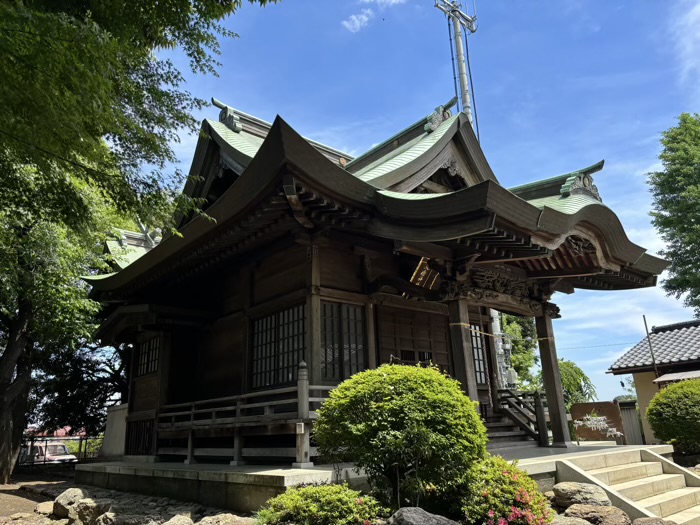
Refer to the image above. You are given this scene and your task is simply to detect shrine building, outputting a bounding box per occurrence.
[87,98,667,467]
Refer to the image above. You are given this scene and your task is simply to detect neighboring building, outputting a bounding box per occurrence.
[86,99,666,466]
[609,320,700,445]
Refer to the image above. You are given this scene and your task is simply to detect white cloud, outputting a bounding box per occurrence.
[669,0,700,102]
[342,0,407,33]
[341,8,374,33]
[361,0,407,5]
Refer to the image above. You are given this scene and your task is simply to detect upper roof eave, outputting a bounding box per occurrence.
[509,160,605,201]
[88,116,665,294]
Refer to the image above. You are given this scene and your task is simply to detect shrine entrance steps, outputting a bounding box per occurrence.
[555,447,700,523]
[485,415,538,452]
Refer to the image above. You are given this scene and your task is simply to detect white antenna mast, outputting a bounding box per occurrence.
[435,0,477,128]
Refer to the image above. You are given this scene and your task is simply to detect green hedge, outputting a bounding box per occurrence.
[314,364,487,508]
[647,379,700,455]
[255,483,386,525]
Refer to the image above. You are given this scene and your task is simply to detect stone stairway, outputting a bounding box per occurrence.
[485,416,538,451]
[568,449,700,524]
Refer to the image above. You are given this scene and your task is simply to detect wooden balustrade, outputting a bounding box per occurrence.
[497,388,549,446]
[157,362,333,467]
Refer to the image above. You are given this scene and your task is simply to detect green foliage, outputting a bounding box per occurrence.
[647,379,700,455]
[648,113,700,315]
[501,315,538,386]
[461,455,552,525]
[558,359,597,410]
[64,438,103,457]
[0,0,276,481]
[255,484,387,525]
[536,359,596,411]
[0,0,275,229]
[31,344,128,434]
[314,364,487,508]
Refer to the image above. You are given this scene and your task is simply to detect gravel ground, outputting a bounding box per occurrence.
[0,472,254,525]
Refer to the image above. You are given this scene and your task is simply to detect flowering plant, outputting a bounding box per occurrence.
[573,414,623,445]
[461,455,552,525]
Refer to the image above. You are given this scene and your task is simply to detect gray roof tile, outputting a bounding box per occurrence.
[609,320,700,373]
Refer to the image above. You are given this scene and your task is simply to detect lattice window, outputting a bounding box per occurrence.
[251,304,306,389]
[136,337,159,377]
[321,302,365,381]
[125,419,155,455]
[470,325,488,385]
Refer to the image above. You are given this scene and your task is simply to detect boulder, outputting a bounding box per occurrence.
[387,507,459,525]
[565,504,631,525]
[553,517,592,525]
[632,520,678,525]
[553,482,611,509]
[95,513,117,525]
[106,516,160,525]
[35,501,55,516]
[74,498,113,525]
[54,488,90,519]
[196,515,254,525]
[163,518,194,525]
[9,514,32,521]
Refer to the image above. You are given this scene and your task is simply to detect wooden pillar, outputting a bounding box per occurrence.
[293,362,313,468]
[230,399,244,466]
[365,303,377,370]
[184,429,196,464]
[307,245,322,385]
[448,299,479,401]
[535,311,574,447]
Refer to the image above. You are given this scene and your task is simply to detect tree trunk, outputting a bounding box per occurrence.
[0,294,33,483]
[0,366,31,483]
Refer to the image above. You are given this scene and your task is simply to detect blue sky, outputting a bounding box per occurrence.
[166,0,700,400]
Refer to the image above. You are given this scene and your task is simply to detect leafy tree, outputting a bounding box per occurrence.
[501,314,538,386]
[0,0,275,482]
[31,343,129,435]
[0,167,112,481]
[314,364,487,509]
[557,359,597,410]
[534,359,596,411]
[648,113,700,315]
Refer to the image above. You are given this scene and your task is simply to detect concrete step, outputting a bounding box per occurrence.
[587,461,664,485]
[666,503,700,525]
[569,449,642,471]
[637,487,700,518]
[488,431,532,443]
[485,421,518,430]
[610,473,687,502]
[487,440,539,451]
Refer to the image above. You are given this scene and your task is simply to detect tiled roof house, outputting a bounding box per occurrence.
[609,320,700,444]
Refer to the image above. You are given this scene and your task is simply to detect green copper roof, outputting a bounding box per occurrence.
[509,160,605,201]
[207,120,264,161]
[378,189,446,200]
[355,115,459,185]
[105,240,151,270]
[526,193,605,215]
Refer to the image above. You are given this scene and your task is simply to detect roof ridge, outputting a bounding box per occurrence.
[652,319,700,334]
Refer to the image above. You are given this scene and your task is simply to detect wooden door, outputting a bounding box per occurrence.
[377,306,452,374]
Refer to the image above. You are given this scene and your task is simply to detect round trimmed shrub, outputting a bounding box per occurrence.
[255,483,386,525]
[647,378,700,455]
[313,364,487,507]
[461,455,552,525]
